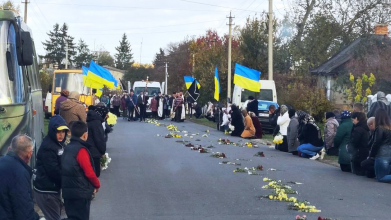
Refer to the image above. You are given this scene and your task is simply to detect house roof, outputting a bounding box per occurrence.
[311,35,387,75]
[103,65,125,73]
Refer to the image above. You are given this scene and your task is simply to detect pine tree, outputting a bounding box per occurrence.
[114,33,133,70]
[42,23,76,68]
[74,39,95,68]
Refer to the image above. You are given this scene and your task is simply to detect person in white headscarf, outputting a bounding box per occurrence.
[367,91,391,118]
[276,105,290,152]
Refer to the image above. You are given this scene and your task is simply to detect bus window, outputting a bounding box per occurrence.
[0,21,26,104]
[54,72,90,95]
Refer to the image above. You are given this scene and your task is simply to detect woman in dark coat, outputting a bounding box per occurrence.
[349,112,370,176]
[370,109,391,183]
[230,105,244,137]
[249,112,263,138]
[334,111,353,172]
[86,105,108,177]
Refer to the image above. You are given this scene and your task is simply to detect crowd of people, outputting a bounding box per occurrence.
[0,89,113,220]
[269,91,391,184]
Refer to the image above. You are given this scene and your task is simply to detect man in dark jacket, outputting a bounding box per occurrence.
[62,121,100,220]
[0,135,40,220]
[137,91,147,122]
[86,105,108,177]
[34,116,69,220]
[126,90,138,121]
[246,96,259,117]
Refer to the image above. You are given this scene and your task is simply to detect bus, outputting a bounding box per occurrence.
[0,9,44,168]
[50,70,94,116]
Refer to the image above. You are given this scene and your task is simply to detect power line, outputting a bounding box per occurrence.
[180,0,262,12]
[59,19,228,32]
[34,1,232,12]
[32,0,51,28]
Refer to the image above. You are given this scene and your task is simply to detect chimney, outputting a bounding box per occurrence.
[375,24,388,35]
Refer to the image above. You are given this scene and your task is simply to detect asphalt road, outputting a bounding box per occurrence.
[89,118,390,220]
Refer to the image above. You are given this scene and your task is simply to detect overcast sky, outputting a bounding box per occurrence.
[15,0,287,64]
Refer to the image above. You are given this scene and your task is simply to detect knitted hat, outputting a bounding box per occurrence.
[280,105,288,115]
[326,112,335,120]
[341,110,351,119]
[68,91,80,100]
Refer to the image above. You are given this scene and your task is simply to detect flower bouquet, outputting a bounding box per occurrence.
[296,215,307,220]
[166,124,178,131]
[254,151,265,157]
[219,161,241,166]
[210,152,226,158]
[185,143,194,147]
[244,142,257,147]
[273,134,284,145]
[288,201,321,213]
[100,153,112,170]
[107,112,117,126]
[233,168,247,173]
[190,146,209,153]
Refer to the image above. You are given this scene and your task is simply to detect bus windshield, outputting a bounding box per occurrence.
[241,89,273,102]
[134,87,161,96]
[53,72,90,95]
[0,21,26,105]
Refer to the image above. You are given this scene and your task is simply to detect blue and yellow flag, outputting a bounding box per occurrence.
[214,67,220,101]
[184,76,201,89]
[82,66,104,89]
[95,89,103,97]
[233,63,261,92]
[87,61,118,89]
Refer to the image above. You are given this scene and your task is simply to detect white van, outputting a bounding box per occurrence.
[133,81,162,115]
[232,80,277,109]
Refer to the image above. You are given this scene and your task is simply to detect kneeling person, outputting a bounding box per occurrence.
[62,121,100,220]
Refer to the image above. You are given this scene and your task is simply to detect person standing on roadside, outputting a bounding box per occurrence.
[111,94,121,117]
[62,121,100,220]
[137,91,147,122]
[86,106,108,177]
[60,91,87,125]
[126,89,138,121]
[174,92,184,122]
[34,116,69,220]
[54,90,69,115]
[0,135,40,220]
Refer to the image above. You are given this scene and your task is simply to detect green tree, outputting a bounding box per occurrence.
[42,23,76,68]
[39,69,53,95]
[124,65,154,83]
[0,1,19,13]
[114,33,133,70]
[96,51,114,66]
[74,39,95,68]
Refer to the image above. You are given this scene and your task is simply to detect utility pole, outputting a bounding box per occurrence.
[22,0,29,23]
[164,62,168,94]
[192,54,195,78]
[227,11,234,102]
[65,40,69,69]
[268,0,273,80]
[140,38,143,64]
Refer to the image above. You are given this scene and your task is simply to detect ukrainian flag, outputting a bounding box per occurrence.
[184,76,201,89]
[233,63,261,92]
[95,89,103,97]
[82,66,104,89]
[214,67,220,101]
[87,61,118,89]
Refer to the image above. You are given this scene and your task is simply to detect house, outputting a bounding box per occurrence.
[311,24,391,107]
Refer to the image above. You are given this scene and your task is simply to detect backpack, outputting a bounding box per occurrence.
[113,97,121,106]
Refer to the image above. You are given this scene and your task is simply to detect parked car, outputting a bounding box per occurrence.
[257,100,279,133]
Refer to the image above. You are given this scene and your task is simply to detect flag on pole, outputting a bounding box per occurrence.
[214,67,220,101]
[87,61,118,89]
[184,76,201,89]
[188,80,200,101]
[233,63,261,92]
[82,66,104,89]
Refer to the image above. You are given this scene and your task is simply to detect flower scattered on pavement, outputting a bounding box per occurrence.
[219,161,241,166]
[254,152,265,157]
[210,152,226,158]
